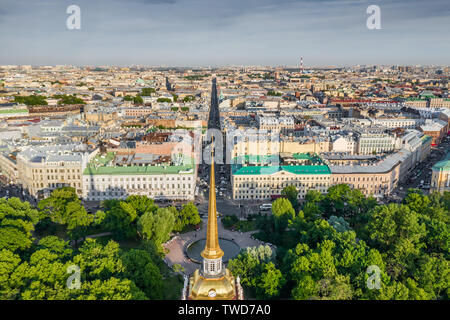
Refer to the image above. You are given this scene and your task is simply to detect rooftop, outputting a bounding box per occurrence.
[233,164,331,175]
[432,152,450,171]
[0,108,28,114]
[83,164,194,175]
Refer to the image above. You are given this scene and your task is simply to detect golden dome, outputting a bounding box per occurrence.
[188,269,237,300]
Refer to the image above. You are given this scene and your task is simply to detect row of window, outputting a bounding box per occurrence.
[86,183,193,191]
[33,175,81,181]
[234,176,329,182]
[236,186,327,195]
[32,168,80,174]
[236,182,328,188]
[204,260,222,273]
[334,176,388,183]
[84,176,193,183]
[86,191,193,200]
[32,182,81,189]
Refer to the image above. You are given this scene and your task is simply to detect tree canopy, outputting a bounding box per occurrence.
[246,188,450,300]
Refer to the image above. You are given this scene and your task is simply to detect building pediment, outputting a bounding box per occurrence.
[271,169,297,177]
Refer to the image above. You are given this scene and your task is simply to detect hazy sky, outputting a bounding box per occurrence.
[0,0,449,66]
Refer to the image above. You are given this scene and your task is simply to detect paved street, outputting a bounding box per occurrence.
[393,135,450,200]
[163,79,270,276]
[0,182,38,206]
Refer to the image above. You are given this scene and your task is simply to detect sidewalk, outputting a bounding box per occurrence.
[163,217,261,275]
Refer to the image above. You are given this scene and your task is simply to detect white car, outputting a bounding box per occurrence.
[259,203,272,210]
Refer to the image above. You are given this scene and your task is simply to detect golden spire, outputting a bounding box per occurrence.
[201,141,224,260]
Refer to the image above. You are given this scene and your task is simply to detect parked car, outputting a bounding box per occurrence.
[259,203,272,210]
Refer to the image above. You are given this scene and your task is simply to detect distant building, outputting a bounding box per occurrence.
[431,152,450,193]
[231,154,331,200]
[420,119,448,146]
[82,150,196,201]
[358,133,396,155]
[255,114,295,132]
[331,135,357,154]
[16,144,89,198]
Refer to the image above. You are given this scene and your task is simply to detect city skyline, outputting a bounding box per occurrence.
[0,0,449,304]
[0,0,449,66]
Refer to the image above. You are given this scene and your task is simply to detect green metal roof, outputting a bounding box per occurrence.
[292,153,311,160]
[83,164,194,176]
[233,165,331,176]
[292,153,322,164]
[91,152,115,165]
[432,152,450,171]
[421,135,432,144]
[0,109,28,114]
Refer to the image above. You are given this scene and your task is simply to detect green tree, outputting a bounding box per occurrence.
[256,262,285,299]
[281,185,299,211]
[320,184,376,229]
[38,187,93,242]
[305,190,324,204]
[314,274,353,300]
[271,198,295,233]
[101,196,158,240]
[37,236,73,260]
[133,95,143,104]
[73,239,124,281]
[73,278,147,300]
[328,215,352,233]
[19,248,71,300]
[124,195,157,216]
[228,245,275,296]
[137,208,175,246]
[101,201,136,239]
[222,215,239,229]
[141,88,156,96]
[38,187,82,224]
[0,249,27,299]
[366,204,426,250]
[182,95,195,102]
[365,204,427,280]
[121,249,163,299]
[0,197,40,252]
[14,95,48,106]
[173,202,201,232]
[52,94,85,105]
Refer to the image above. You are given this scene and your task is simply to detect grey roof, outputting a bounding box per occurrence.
[330,149,411,174]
